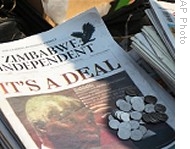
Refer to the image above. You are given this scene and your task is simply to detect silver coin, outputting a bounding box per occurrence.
[119,121,131,130]
[144,104,155,113]
[120,112,130,122]
[108,114,115,121]
[117,128,131,140]
[108,119,120,130]
[130,96,144,104]
[124,95,133,103]
[119,101,132,112]
[129,120,140,130]
[139,125,148,135]
[131,129,143,141]
[130,111,142,120]
[113,110,124,120]
[131,97,145,111]
[116,99,126,107]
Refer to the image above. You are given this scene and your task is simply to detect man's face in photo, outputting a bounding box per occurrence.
[45,107,100,149]
[26,95,101,149]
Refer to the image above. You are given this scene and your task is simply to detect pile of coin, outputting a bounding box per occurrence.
[107,94,168,141]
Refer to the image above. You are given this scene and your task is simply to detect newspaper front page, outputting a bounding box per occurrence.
[0,8,174,149]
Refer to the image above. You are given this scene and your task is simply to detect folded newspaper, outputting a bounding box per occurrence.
[130,25,175,92]
[130,0,175,92]
[0,8,174,149]
[145,0,175,60]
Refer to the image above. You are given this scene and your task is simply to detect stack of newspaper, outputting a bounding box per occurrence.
[0,8,174,149]
[130,0,175,92]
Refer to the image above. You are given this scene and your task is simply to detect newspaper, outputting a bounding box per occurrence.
[130,25,175,92]
[0,8,174,149]
[145,0,175,60]
[0,113,23,149]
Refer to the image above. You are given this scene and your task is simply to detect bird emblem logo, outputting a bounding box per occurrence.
[71,22,96,45]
